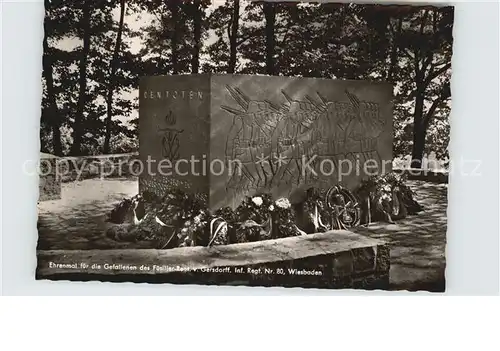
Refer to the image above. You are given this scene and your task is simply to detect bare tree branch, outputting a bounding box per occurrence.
[424,62,451,86]
[423,9,439,73]
[277,21,293,48]
[403,48,415,59]
[419,9,429,35]
[424,81,451,127]
[236,29,261,46]
[226,18,231,42]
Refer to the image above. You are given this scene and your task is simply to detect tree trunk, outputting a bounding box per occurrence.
[104,0,126,154]
[386,16,402,82]
[42,32,63,156]
[263,2,276,75]
[169,0,180,75]
[408,10,451,169]
[227,0,240,74]
[191,0,202,74]
[411,125,426,169]
[411,89,426,168]
[70,2,92,156]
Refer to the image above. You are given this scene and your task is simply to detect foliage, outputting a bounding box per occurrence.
[356,172,423,225]
[109,132,138,153]
[41,1,453,162]
[233,193,274,242]
[269,197,303,239]
[42,0,141,156]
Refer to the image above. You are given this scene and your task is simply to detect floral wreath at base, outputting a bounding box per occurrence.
[105,172,423,249]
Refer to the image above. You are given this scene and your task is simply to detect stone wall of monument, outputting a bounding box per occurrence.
[36,231,390,290]
[138,75,211,201]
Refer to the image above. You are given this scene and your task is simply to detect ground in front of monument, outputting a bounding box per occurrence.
[37,176,447,292]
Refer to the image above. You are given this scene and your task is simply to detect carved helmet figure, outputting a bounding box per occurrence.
[342,90,385,142]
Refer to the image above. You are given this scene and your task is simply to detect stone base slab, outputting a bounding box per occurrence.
[36,230,389,290]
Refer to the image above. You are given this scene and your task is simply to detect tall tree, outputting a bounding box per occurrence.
[263,1,276,75]
[42,37,63,156]
[386,13,403,82]
[228,0,240,73]
[103,0,127,154]
[190,0,203,73]
[70,0,92,155]
[357,5,453,162]
[204,0,256,74]
[40,1,453,162]
[399,8,453,167]
[40,0,82,155]
[237,1,293,75]
[41,4,63,156]
[168,0,181,74]
[140,0,196,76]
[287,3,350,78]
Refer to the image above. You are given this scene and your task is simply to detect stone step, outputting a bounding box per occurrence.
[36,230,389,290]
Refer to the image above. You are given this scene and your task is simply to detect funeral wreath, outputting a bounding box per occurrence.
[106,171,423,249]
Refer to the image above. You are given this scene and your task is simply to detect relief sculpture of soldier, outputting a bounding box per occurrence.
[275,89,386,184]
[327,90,386,171]
[221,86,283,192]
[341,90,384,145]
[275,91,327,186]
[221,86,387,192]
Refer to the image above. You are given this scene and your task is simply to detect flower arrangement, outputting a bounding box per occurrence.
[207,216,230,246]
[235,194,274,223]
[293,187,331,234]
[233,193,274,243]
[269,197,305,238]
[106,194,143,224]
[325,185,361,230]
[355,172,424,226]
[106,189,210,249]
[176,210,210,248]
[213,206,237,244]
[105,171,423,248]
[383,172,424,215]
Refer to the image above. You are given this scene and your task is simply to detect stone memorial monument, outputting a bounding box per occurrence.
[139,74,393,210]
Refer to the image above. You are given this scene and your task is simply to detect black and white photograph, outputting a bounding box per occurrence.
[35,0,453,292]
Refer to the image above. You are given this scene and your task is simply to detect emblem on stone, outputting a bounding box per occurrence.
[157,111,184,162]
